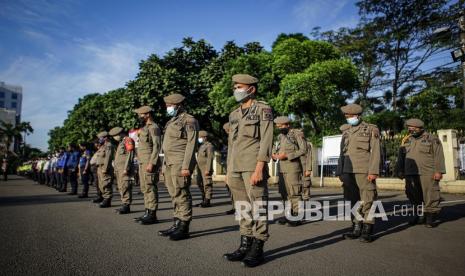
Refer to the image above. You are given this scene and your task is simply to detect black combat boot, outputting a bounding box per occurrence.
[277,216,288,225]
[359,223,374,243]
[92,196,104,203]
[342,222,362,239]
[158,218,180,236]
[223,235,253,261]
[99,198,111,208]
[78,193,88,198]
[241,238,265,267]
[225,208,236,215]
[169,220,190,241]
[287,211,302,227]
[134,209,149,222]
[139,209,158,225]
[117,204,130,215]
[200,199,211,208]
[67,192,77,195]
[425,213,436,228]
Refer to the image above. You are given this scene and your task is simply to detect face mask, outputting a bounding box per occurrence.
[198,138,204,144]
[113,136,121,142]
[138,117,146,126]
[98,138,105,145]
[409,129,423,138]
[279,128,289,135]
[233,87,251,103]
[167,106,177,117]
[346,117,360,126]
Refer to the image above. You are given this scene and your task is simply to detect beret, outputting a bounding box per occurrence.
[199,130,208,137]
[97,131,108,138]
[340,103,363,115]
[232,74,258,84]
[405,118,424,128]
[223,122,230,132]
[273,116,290,124]
[134,106,153,114]
[163,93,186,104]
[108,127,123,136]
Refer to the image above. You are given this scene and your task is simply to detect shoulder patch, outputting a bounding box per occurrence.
[371,127,380,138]
[261,107,273,121]
[124,137,135,151]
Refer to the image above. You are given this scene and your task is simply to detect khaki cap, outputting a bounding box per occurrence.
[97,131,108,138]
[405,118,425,128]
[340,103,363,115]
[273,116,290,124]
[134,106,153,114]
[199,130,208,137]
[109,127,123,136]
[232,74,258,84]
[163,93,185,104]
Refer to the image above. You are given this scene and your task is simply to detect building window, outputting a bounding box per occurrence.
[0,102,4,108]
[0,92,4,98]
[11,93,18,100]
[11,102,17,109]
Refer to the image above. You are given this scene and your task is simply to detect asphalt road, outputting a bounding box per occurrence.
[1,175,465,276]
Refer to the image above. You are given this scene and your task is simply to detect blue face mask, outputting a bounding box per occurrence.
[167,106,177,117]
[346,117,360,126]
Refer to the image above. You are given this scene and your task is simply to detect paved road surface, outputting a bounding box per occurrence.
[1,176,465,275]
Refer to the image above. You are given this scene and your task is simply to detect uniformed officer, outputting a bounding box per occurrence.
[336,103,380,243]
[109,127,135,215]
[300,133,313,201]
[223,122,235,215]
[96,131,115,208]
[159,93,199,241]
[396,118,445,228]
[195,130,214,208]
[91,140,104,203]
[223,74,273,268]
[134,106,162,224]
[272,116,307,227]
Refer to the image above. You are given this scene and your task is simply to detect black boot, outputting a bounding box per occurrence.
[169,220,190,241]
[78,193,88,198]
[92,196,103,203]
[67,192,77,195]
[99,198,111,208]
[241,238,265,267]
[117,204,130,215]
[139,209,158,225]
[134,209,149,222]
[223,235,253,261]
[342,222,362,239]
[200,199,211,208]
[425,213,436,228]
[277,217,288,225]
[359,223,374,243]
[159,218,180,236]
[287,211,302,227]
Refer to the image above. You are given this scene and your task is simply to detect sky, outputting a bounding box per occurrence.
[0,0,363,151]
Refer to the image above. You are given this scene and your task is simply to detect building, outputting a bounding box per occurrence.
[0,81,23,152]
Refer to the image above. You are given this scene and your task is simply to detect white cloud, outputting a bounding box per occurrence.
[0,40,151,151]
[293,0,357,30]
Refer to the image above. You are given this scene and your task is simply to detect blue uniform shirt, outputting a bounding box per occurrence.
[56,153,69,169]
[79,150,91,168]
[66,151,81,169]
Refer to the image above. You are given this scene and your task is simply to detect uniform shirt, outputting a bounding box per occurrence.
[98,141,115,173]
[273,129,307,173]
[397,132,446,176]
[197,141,214,173]
[56,153,69,169]
[114,136,135,173]
[137,121,161,165]
[336,121,381,175]
[79,150,91,170]
[228,100,274,173]
[66,151,81,169]
[162,111,199,170]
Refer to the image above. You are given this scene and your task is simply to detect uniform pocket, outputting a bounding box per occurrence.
[356,136,370,151]
[168,124,183,138]
[419,144,431,153]
[242,121,259,138]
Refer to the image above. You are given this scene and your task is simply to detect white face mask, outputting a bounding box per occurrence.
[198,138,204,144]
[167,106,177,116]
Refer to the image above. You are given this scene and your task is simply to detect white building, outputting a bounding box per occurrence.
[0,81,23,152]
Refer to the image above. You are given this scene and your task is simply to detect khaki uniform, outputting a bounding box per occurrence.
[228,100,273,241]
[162,111,199,222]
[273,129,307,214]
[397,132,445,213]
[300,140,313,200]
[97,141,115,199]
[137,121,162,211]
[196,141,214,200]
[336,121,381,224]
[114,136,135,205]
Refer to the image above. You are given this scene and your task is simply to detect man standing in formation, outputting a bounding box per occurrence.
[397,118,445,228]
[134,106,162,224]
[159,93,199,241]
[195,130,214,208]
[110,127,136,215]
[223,74,273,267]
[272,116,307,227]
[337,103,380,243]
[96,131,114,208]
